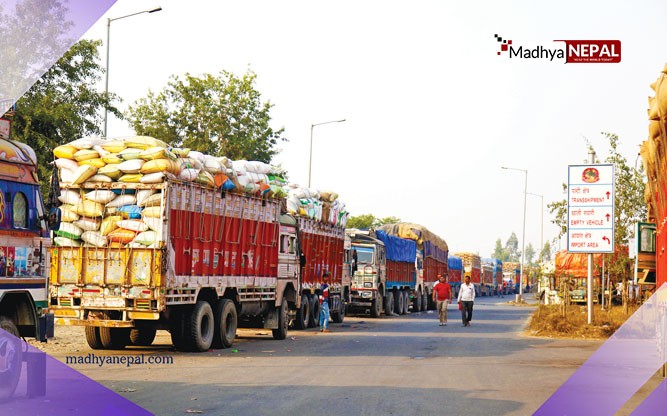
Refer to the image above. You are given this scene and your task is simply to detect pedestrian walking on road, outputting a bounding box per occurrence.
[319,272,331,332]
[457,275,475,327]
[432,274,452,326]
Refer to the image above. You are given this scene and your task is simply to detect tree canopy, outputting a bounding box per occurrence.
[9,39,121,194]
[346,214,401,230]
[127,70,285,163]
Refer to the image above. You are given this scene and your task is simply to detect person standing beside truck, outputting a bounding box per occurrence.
[319,272,331,332]
[457,275,475,327]
[432,274,452,326]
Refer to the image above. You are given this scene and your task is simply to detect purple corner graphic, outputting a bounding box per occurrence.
[0,0,117,115]
[0,327,153,415]
[535,283,667,415]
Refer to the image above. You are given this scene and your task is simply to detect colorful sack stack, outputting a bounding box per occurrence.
[52,136,347,247]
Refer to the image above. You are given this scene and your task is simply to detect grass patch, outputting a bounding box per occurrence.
[528,304,639,339]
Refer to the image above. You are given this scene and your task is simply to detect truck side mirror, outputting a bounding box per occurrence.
[47,206,61,231]
[300,253,306,268]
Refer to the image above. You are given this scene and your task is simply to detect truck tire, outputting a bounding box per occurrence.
[370,296,382,318]
[395,290,404,315]
[129,328,157,347]
[295,298,310,330]
[213,299,237,348]
[402,291,410,314]
[414,290,422,312]
[421,292,428,312]
[309,295,320,329]
[272,301,288,340]
[0,317,22,402]
[100,328,130,350]
[332,299,345,324]
[84,326,103,349]
[98,312,130,350]
[384,292,394,316]
[170,307,188,351]
[186,301,215,352]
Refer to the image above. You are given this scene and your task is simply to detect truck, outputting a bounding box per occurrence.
[0,137,54,400]
[480,258,495,296]
[375,229,417,315]
[346,228,386,317]
[47,137,348,352]
[502,262,520,295]
[447,255,463,297]
[493,258,503,296]
[377,223,448,312]
[454,252,481,297]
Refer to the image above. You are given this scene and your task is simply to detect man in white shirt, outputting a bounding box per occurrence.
[457,275,476,327]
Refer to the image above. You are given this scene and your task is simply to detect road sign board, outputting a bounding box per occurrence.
[567,164,615,253]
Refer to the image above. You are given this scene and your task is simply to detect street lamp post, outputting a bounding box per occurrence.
[502,166,527,302]
[527,192,544,263]
[103,6,162,138]
[308,119,346,188]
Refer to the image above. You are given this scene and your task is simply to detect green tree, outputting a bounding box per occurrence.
[127,70,285,163]
[10,39,121,194]
[492,238,505,260]
[505,232,520,261]
[347,214,376,229]
[540,240,553,262]
[524,243,536,265]
[346,214,402,229]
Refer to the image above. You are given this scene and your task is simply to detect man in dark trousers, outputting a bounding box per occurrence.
[457,274,476,327]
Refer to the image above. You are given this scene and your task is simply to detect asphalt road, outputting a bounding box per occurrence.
[30,294,617,416]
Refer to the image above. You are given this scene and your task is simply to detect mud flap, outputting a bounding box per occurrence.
[38,313,54,342]
[264,306,279,329]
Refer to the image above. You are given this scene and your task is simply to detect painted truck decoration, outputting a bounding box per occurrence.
[0,138,53,400]
[48,136,349,352]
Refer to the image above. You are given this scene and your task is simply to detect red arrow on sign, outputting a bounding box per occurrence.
[605,213,610,222]
[602,236,610,244]
[606,191,611,199]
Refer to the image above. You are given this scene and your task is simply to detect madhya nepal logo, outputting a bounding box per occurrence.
[494,34,621,63]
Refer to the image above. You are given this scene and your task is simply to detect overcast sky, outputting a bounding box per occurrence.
[80,0,666,258]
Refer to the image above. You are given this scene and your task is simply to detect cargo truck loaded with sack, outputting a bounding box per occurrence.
[0,138,54,400]
[47,136,349,352]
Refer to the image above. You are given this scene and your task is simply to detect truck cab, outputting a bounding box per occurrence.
[0,138,54,400]
[346,229,386,317]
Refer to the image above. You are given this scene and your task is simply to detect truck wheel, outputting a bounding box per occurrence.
[272,301,288,340]
[308,295,320,329]
[170,307,189,351]
[0,317,22,402]
[100,328,130,350]
[332,299,345,324]
[370,296,382,318]
[414,290,422,312]
[98,312,129,350]
[402,291,410,314]
[395,290,404,315]
[85,326,103,349]
[187,301,214,352]
[384,292,394,316]
[421,292,428,312]
[213,299,237,348]
[295,297,311,330]
[129,328,157,347]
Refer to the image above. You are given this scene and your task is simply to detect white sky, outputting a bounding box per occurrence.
[80,0,666,258]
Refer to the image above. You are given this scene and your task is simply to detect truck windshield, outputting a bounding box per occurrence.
[354,246,374,264]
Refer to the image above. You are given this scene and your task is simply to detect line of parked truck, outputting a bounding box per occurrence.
[1,136,523,364]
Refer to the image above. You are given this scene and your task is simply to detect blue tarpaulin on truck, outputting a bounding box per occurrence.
[375,230,416,263]
[448,255,463,271]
